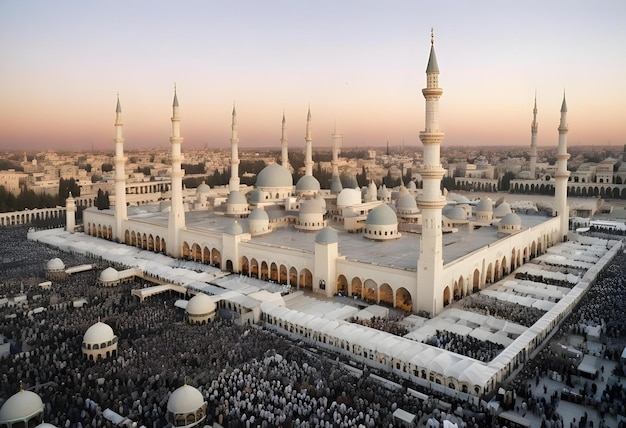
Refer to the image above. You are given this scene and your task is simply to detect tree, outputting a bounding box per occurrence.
[58,178,80,205]
[101,163,113,173]
[95,189,110,210]
[499,172,516,191]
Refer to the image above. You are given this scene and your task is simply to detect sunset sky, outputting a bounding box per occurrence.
[1,1,625,152]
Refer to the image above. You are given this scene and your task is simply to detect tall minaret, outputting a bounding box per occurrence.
[529,94,538,179]
[167,87,186,257]
[554,93,570,241]
[113,94,127,242]
[304,107,314,176]
[330,123,343,194]
[416,30,447,316]
[229,104,240,192]
[281,112,290,170]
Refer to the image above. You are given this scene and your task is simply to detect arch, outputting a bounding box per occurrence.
[613,187,620,199]
[192,243,202,261]
[241,256,249,275]
[379,283,393,306]
[472,269,480,292]
[337,275,348,295]
[289,267,298,287]
[299,268,312,290]
[501,256,507,276]
[453,276,464,300]
[260,261,269,280]
[225,259,233,272]
[486,262,493,284]
[531,241,537,258]
[363,279,378,302]
[494,260,500,281]
[351,277,362,297]
[203,246,210,264]
[161,238,166,254]
[443,286,451,306]
[182,242,191,260]
[270,262,278,282]
[279,264,288,284]
[148,234,154,251]
[511,248,517,271]
[142,233,147,249]
[396,287,412,312]
[250,258,259,278]
[211,248,221,268]
[125,230,131,245]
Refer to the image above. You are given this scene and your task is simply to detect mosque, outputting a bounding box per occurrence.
[78,34,571,318]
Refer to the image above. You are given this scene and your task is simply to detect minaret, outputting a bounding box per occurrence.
[330,123,343,194]
[281,112,290,171]
[304,107,314,176]
[554,93,570,241]
[529,94,538,179]
[229,104,240,192]
[416,29,447,316]
[167,87,186,257]
[66,192,76,233]
[113,94,127,242]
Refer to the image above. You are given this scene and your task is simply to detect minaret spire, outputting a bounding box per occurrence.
[168,86,186,257]
[529,92,539,179]
[416,29,446,317]
[113,94,127,241]
[554,92,570,241]
[281,111,290,171]
[330,121,343,194]
[229,103,240,192]
[304,106,313,176]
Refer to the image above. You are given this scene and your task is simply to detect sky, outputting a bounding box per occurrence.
[1,0,625,152]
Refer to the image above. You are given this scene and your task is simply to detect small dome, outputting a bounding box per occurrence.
[226,220,243,235]
[314,192,327,210]
[476,198,493,212]
[396,192,418,211]
[99,267,119,283]
[366,204,397,226]
[196,182,210,194]
[337,188,362,207]
[36,424,58,428]
[457,195,471,203]
[296,175,321,192]
[447,207,467,220]
[0,389,44,423]
[83,321,115,345]
[367,181,377,197]
[46,258,65,271]
[167,384,206,415]
[248,208,269,221]
[256,163,293,188]
[300,198,324,214]
[329,175,343,193]
[494,201,512,217]
[377,185,391,199]
[500,212,522,226]
[406,180,417,190]
[248,189,266,203]
[226,190,247,205]
[186,293,216,316]
[442,204,456,216]
[315,227,338,244]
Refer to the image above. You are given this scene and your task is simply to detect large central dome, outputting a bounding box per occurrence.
[256,163,293,188]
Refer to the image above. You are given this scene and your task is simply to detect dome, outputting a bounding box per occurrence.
[377,185,391,200]
[36,424,58,428]
[396,192,418,211]
[367,181,377,197]
[46,258,65,271]
[447,207,467,220]
[329,175,343,193]
[248,208,269,221]
[226,190,247,205]
[248,189,266,203]
[99,267,119,283]
[342,174,358,189]
[314,192,327,210]
[196,182,210,194]
[494,201,512,217]
[167,384,206,415]
[315,227,338,244]
[476,198,493,212]
[366,204,397,226]
[406,180,417,190]
[296,175,321,192]
[83,321,115,344]
[337,188,362,207]
[226,220,243,235]
[186,293,216,316]
[0,389,44,422]
[500,212,522,226]
[300,198,324,214]
[442,204,456,216]
[256,163,293,188]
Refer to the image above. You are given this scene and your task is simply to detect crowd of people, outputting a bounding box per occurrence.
[423,330,504,363]
[462,292,546,327]
[350,315,408,337]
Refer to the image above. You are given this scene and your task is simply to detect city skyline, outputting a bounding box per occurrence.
[1,1,625,152]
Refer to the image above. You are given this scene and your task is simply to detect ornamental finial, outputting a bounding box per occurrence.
[431,28,434,45]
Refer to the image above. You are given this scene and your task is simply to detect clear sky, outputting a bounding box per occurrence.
[1,0,625,152]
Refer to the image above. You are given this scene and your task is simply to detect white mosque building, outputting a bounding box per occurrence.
[81,34,571,319]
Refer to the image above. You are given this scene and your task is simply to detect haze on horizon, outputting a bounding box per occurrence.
[1,1,625,153]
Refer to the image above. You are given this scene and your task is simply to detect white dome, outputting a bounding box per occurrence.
[0,389,43,422]
[476,198,493,212]
[248,189,266,203]
[196,182,210,194]
[447,207,467,220]
[99,267,119,283]
[296,175,321,192]
[45,258,65,271]
[256,163,293,188]
[315,227,338,244]
[396,191,417,212]
[226,220,243,235]
[366,204,397,226]
[248,208,269,221]
[367,181,377,197]
[36,424,58,428]
[314,192,327,210]
[406,180,417,190]
[226,190,247,205]
[500,212,522,226]
[442,204,456,216]
[494,201,512,217]
[186,294,216,316]
[83,322,115,344]
[337,188,362,207]
[167,384,206,415]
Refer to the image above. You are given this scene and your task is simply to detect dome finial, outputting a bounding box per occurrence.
[431,27,434,45]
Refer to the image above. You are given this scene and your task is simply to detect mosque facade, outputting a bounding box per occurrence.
[81,35,570,318]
